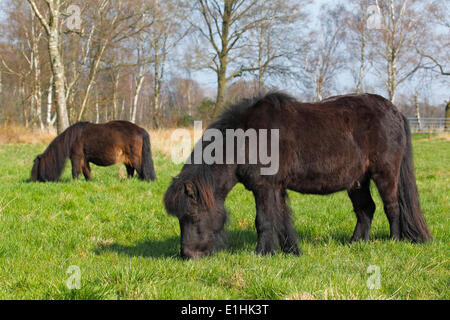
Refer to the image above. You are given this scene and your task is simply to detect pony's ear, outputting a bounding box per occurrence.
[184,181,197,200]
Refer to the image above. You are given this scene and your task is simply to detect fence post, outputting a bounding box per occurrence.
[414,93,422,131]
[445,101,449,132]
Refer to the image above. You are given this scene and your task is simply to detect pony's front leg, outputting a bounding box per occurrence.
[278,190,300,255]
[254,188,299,255]
[71,156,83,180]
[254,189,277,255]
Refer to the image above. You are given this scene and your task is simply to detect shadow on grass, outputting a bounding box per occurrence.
[95,229,258,259]
[22,177,74,183]
[95,228,391,259]
[95,235,180,259]
[298,231,391,245]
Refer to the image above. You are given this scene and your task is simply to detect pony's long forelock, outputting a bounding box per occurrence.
[164,177,188,217]
[32,122,89,181]
[164,165,216,218]
[196,172,216,212]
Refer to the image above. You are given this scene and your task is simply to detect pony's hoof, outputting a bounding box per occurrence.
[281,245,301,256]
[288,247,301,256]
[350,235,369,243]
[255,247,276,256]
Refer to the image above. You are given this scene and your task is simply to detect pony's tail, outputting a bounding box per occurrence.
[141,131,156,181]
[31,122,88,182]
[397,115,432,242]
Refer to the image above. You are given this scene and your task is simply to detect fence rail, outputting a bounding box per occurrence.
[407,118,449,133]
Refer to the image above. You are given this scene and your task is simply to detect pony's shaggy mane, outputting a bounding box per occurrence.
[209,92,297,131]
[31,122,89,181]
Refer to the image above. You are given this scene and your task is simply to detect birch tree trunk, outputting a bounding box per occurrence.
[46,74,56,130]
[31,12,44,132]
[131,75,145,123]
[120,99,125,119]
[112,71,120,119]
[355,35,366,94]
[49,28,70,133]
[371,0,424,104]
[77,39,109,121]
[28,0,70,133]
[153,48,161,110]
[33,52,44,131]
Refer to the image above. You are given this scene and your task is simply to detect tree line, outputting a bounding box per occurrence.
[0,0,448,133]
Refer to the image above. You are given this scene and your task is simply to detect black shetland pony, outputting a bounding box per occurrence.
[31,120,156,182]
[164,92,432,259]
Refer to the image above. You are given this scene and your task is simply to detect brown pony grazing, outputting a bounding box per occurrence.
[164,92,432,259]
[31,120,156,182]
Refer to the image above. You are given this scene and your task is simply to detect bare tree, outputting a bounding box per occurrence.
[30,10,45,131]
[415,1,449,77]
[27,0,69,133]
[368,0,432,103]
[189,0,269,116]
[0,0,48,129]
[168,76,205,116]
[146,0,189,127]
[302,5,347,101]
[248,1,310,91]
[70,0,153,121]
[345,0,374,93]
[129,40,149,123]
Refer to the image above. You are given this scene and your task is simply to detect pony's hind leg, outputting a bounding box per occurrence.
[372,170,401,241]
[125,164,135,178]
[253,188,299,255]
[82,162,91,181]
[130,156,145,180]
[348,179,376,242]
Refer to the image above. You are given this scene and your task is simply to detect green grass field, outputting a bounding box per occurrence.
[0,134,448,300]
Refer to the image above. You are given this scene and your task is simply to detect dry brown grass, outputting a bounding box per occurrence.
[435,132,450,141]
[147,127,197,157]
[0,125,197,155]
[417,131,450,142]
[0,125,56,145]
